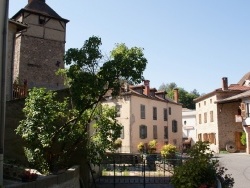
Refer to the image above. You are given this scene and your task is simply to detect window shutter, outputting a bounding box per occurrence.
[120,126,124,139]
[241,103,247,119]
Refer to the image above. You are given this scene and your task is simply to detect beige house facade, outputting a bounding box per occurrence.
[103,80,183,154]
[194,77,250,153]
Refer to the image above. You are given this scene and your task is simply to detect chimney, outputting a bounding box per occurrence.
[143,80,150,96]
[28,0,45,3]
[173,88,179,103]
[222,77,228,91]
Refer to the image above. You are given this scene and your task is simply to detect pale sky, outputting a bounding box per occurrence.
[8,0,250,94]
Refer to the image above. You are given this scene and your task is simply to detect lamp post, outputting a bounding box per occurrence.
[0,0,9,186]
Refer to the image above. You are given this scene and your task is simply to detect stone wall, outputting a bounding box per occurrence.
[5,166,80,188]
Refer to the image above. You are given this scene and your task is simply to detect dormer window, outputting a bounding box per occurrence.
[39,16,46,25]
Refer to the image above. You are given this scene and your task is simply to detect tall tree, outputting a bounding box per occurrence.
[16,36,148,183]
[159,82,200,109]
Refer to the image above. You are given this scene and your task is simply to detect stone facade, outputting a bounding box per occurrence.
[6,0,69,100]
[194,77,250,153]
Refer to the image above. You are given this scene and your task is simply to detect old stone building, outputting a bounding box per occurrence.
[7,0,69,100]
[194,77,250,153]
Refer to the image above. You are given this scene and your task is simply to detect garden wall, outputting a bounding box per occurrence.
[5,166,80,188]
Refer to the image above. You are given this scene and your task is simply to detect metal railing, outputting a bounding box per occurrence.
[92,153,184,188]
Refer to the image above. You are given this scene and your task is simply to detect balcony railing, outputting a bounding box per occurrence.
[13,83,28,99]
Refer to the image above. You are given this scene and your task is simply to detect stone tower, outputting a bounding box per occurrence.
[11,0,69,90]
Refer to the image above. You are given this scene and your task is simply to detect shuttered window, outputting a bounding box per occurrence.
[153,125,157,139]
[172,120,178,133]
[164,108,168,121]
[120,126,124,139]
[141,105,145,119]
[164,126,168,139]
[139,125,147,139]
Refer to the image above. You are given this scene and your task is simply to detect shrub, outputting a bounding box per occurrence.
[113,139,122,150]
[241,132,246,146]
[160,144,176,158]
[148,140,157,154]
[171,141,234,188]
[137,142,144,153]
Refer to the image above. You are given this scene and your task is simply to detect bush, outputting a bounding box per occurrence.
[171,141,234,188]
[148,140,157,154]
[160,144,176,158]
[137,142,144,153]
[241,132,246,146]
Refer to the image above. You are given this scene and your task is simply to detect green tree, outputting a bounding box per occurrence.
[159,82,200,109]
[16,36,148,181]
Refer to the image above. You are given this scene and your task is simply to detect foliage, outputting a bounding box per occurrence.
[16,88,122,173]
[241,131,246,146]
[137,142,144,153]
[159,82,200,109]
[148,140,157,154]
[16,36,148,174]
[171,141,234,188]
[160,144,176,158]
[113,139,122,150]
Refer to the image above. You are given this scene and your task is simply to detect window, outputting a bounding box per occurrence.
[203,133,208,142]
[153,125,157,139]
[140,105,145,119]
[164,126,168,139]
[139,125,147,139]
[204,101,206,106]
[204,112,207,123]
[39,16,46,25]
[120,126,124,139]
[208,133,216,144]
[169,107,171,115]
[199,103,201,108]
[116,105,121,117]
[199,114,202,124]
[210,99,212,104]
[210,111,214,122]
[163,108,168,121]
[198,133,202,141]
[172,120,178,133]
[153,107,157,120]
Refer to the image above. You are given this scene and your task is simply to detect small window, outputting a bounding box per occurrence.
[210,111,214,122]
[141,105,145,119]
[139,125,147,139]
[204,101,206,106]
[199,103,201,108]
[169,107,171,115]
[120,126,124,139]
[164,126,168,139]
[39,16,46,25]
[204,112,207,123]
[164,108,168,121]
[116,105,121,117]
[153,107,157,120]
[172,120,178,133]
[198,133,202,141]
[199,114,202,124]
[153,125,157,139]
[210,99,212,104]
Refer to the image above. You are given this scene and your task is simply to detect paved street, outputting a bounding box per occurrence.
[217,153,250,188]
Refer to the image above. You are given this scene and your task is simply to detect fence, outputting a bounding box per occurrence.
[92,153,184,188]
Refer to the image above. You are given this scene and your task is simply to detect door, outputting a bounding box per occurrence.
[235,132,246,151]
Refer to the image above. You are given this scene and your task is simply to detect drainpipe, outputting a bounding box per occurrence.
[0,0,9,186]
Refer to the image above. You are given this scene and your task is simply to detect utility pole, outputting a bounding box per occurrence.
[0,0,9,186]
